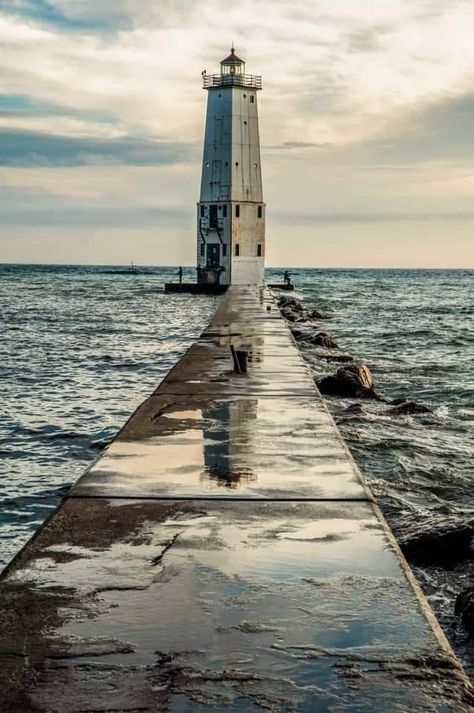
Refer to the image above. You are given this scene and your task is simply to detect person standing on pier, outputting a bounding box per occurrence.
[178,266,183,283]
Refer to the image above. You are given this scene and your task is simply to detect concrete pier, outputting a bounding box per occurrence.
[0,286,472,712]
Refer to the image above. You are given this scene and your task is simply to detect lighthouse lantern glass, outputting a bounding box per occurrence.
[221,60,245,76]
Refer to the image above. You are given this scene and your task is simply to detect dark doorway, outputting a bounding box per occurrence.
[209,204,218,228]
[207,243,220,268]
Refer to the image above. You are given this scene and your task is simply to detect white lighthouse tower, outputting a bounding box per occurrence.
[197,48,265,286]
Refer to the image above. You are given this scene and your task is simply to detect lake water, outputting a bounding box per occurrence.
[1,264,472,673]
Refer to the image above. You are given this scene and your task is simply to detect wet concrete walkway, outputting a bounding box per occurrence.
[0,286,472,712]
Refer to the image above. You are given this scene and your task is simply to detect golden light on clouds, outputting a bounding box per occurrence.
[1,0,474,267]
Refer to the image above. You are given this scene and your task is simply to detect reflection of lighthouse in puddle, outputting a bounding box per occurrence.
[202,400,258,489]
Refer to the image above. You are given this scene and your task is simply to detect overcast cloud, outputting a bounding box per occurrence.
[0,0,473,266]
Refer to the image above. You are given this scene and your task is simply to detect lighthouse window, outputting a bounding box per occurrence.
[257,244,262,256]
[235,162,239,167]
[200,205,205,217]
[235,243,240,256]
[206,162,210,168]
[243,94,247,99]
[223,244,227,256]
[258,206,262,218]
[235,204,240,218]
[244,121,247,126]
[223,204,227,217]
[250,96,254,103]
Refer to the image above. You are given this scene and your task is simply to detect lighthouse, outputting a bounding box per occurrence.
[197,48,265,286]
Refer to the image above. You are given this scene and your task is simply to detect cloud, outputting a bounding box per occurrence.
[0,202,191,227]
[1,0,474,266]
[0,128,197,166]
[2,1,474,147]
[0,94,115,124]
[272,209,474,225]
[340,91,474,166]
[0,0,199,33]
[263,90,474,169]
[345,24,390,53]
[0,182,193,228]
[266,141,332,151]
[0,0,133,32]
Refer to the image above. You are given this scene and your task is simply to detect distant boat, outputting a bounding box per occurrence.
[100,261,141,276]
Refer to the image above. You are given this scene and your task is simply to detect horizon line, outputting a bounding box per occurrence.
[1,262,473,271]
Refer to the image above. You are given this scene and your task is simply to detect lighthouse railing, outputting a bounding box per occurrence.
[202,74,262,89]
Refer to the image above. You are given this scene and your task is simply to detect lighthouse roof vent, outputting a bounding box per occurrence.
[221,47,245,65]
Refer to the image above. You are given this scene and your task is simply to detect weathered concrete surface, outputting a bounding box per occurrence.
[71,396,369,500]
[0,285,472,712]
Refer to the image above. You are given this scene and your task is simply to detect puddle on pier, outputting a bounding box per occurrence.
[1,498,465,712]
[72,396,368,499]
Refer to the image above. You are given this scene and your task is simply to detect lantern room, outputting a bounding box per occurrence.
[220,47,245,75]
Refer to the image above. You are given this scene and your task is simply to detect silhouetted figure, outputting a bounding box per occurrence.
[284,270,291,285]
[178,266,183,283]
[196,266,202,283]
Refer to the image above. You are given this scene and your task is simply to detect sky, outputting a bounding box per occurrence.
[1,0,474,268]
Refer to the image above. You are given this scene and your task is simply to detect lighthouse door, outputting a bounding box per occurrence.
[206,243,220,268]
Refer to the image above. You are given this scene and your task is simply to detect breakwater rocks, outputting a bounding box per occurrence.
[276,291,473,651]
[387,400,432,415]
[318,363,381,400]
[292,328,339,349]
[277,295,332,322]
[398,515,474,567]
[277,295,430,415]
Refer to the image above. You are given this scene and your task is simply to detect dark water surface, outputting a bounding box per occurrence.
[1,264,472,672]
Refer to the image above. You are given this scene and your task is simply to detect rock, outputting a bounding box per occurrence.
[290,327,311,341]
[399,517,474,566]
[388,401,432,415]
[277,296,304,313]
[344,403,367,415]
[281,307,306,322]
[312,332,338,349]
[291,329,338,349]
[317,363,381,400]
[318,354,354,363]
[277,296,307,323]
[455,586,474,633]
[278,297,333,323]
[309,309,332,320]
